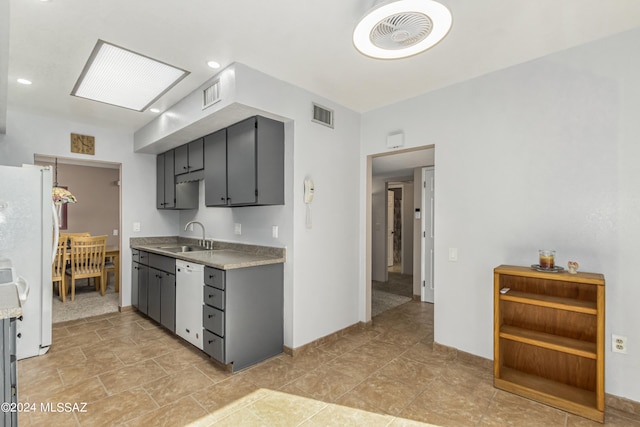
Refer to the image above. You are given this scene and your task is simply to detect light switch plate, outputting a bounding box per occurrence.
[448,248,458,261]
[133,222,141,232]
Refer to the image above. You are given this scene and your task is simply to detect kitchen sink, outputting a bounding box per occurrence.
[157,245,210,253]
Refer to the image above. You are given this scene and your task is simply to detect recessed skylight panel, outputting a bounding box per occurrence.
[71,40,189,111]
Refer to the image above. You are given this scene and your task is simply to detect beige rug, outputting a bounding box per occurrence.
[52,279,119,323]
[372,289,412,317]
[197,388,438,426]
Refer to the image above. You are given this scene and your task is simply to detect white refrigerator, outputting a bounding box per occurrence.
[0,164,53,360]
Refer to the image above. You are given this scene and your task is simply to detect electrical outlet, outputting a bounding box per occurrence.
[272,225,279,238]
[612,334,628,354]
[234,223,242,235]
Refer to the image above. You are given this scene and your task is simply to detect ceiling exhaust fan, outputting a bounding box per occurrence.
[353,0,452,59]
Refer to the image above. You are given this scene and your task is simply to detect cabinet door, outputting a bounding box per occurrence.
[188,138,204,172]
[148,268,162,323]
[204,129,228,206]
[138,264,149,315]
[160,272,176,332]
[174,144,189,175]
[131,262,139,308]
[156,154,165,209]
[227,117,257,205]
[163,150,175,209]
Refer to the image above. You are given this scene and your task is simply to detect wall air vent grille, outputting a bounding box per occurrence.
[203,80,221,109]
[312,103,334,128]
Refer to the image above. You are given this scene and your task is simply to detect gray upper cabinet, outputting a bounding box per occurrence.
[174,138,204,175]
[157,151,175,209]
[157,149,198,210]
[204,129,227,207]
[205,116,284,207]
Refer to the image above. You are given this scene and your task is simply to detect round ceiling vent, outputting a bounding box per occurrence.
[353,0,452,59]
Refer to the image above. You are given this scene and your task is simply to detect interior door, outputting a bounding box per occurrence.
[421,167,435,303]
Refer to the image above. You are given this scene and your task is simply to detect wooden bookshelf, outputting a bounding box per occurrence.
[494,265,605,423]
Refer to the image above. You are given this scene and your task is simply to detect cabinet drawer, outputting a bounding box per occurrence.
[132,249,139,263]
[203,329,225,362]
[204,285,225,310]
[149,253,175,273]
[204,266,225,290]
[139,250,149,265]
[203,305,225,337]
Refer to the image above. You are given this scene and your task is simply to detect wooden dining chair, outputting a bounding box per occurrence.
[52,236,69,302]
[65,235,108,301]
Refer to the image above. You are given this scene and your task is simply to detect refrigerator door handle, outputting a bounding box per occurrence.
[16,276,30,303]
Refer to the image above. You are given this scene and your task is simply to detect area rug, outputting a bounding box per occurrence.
[371,289,411,317]
[52,280,119,323]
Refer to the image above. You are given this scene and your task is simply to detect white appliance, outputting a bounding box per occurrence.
[0,164,54,360]
[175,260,204,350]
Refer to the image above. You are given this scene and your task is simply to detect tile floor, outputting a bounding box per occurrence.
[17,301,640,426]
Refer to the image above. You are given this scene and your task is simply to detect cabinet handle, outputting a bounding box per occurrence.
[208,314,214,318]
[220,197,225,201]
[17,316,23,321]
[183,166,188,170]
[208,339,215,344]
[17,333,21,338]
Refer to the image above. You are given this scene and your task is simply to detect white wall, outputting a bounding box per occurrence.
[144,64,362,349]
[360,27,640,402]
[0,109,179,307]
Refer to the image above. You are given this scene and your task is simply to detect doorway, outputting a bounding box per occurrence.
[368,146,435,319]
[34,154,122,322]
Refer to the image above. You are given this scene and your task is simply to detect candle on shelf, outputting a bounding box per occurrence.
[539,250,556,269]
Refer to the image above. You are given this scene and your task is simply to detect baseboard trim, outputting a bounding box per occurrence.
[118,305,135,313]
[283,320,372,357]
[433,341,640,418]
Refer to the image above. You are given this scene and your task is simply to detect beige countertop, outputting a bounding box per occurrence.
[130,237,285,270]
[0,285,22,319]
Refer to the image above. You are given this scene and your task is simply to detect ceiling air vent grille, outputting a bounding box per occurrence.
[312,103,334,128]
[203,80,221,110]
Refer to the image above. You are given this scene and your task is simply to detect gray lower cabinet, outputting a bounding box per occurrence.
[1,317,17,427]
[204,115,284,207]
[133,251,175,333]
[202,263,283,371]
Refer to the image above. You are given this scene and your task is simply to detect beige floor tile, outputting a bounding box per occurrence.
[57,352,124,386]
[326,351,385,380]
[99,359,168,395]
[125,395,208,427]
[478,390,567,426]
[399,378,492,427]
[75,387,158,427]
[337,372,423,416]
[191,374,260,412]
[14,301,640,426]
[28,376,107,406]
[290,363,362,402]
[241,356,308,389]
[349,339,405,363]
[143,365,216,407]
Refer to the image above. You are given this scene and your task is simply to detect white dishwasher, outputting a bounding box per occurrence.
[175,260,204,350]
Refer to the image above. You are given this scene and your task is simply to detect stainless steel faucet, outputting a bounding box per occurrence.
[184,221,208,248]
